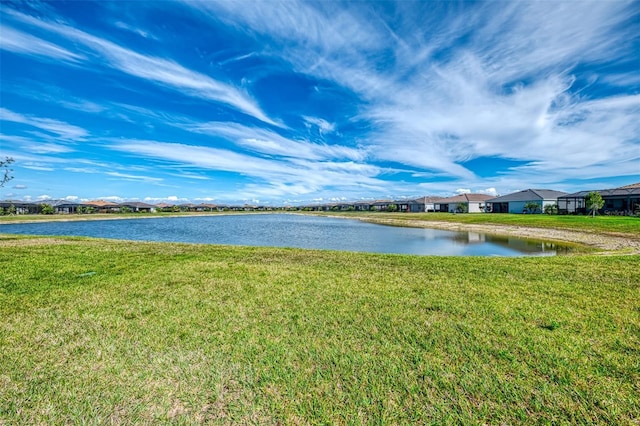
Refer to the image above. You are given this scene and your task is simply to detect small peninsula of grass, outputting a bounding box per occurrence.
[1,234,639,424]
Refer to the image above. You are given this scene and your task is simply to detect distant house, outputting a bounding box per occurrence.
[46,199,80,214]
[118,202,156,213]
[558,183,640,215]
[433,194,493,213]
[85,200,120,213]
[154,202,176,212]
[486,189,567,214]
[409,196,443,212]
[0,200,39,214]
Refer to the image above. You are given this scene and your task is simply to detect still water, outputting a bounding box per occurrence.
[0,213,570,256]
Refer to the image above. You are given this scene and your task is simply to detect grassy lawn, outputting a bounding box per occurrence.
[318,211,640,236]
[1,235,639,424]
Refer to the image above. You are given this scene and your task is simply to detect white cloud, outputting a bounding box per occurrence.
[108,138,389,199]
[64,167,98,174]
[455,188,471,194]
[98,196,126,203]
[6,9,279,127]
[0,25,84,62]
[113,21,156,40]
[184,0,639,189]
[105,172,164,183]
[0,108,88,140]
[23,164,55,172]
[186,121,365,161]
[143,195,189,203]
[303,116,336,134]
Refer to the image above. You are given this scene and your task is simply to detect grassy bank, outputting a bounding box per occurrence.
[320,211,640,236]
[1,235,639,424]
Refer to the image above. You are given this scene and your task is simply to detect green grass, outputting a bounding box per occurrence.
[1,235,639,424]
[319,211,640,236]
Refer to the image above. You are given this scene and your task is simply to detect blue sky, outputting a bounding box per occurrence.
[1,1,639,205]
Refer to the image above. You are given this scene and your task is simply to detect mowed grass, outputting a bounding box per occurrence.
[320,211,640,236]
[1,235,639,424]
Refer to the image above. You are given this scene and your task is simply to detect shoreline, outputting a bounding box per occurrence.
[1,212,639,254]
[356,217,640,254]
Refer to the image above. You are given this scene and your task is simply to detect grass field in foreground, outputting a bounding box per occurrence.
[1,235,639,424]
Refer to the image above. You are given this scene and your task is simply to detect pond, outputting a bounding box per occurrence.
[0,213,572,256]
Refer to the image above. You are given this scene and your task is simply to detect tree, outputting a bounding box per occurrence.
[1,157,14,187]
[544,203,558,215]
[585,191,604,217]
[387,204,398,212]
[40,203,54,215]
[455,203,468,213]
[524,202,541,214]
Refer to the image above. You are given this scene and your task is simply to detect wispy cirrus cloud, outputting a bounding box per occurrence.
[108,138,386,198]
[3,8,279,127]
[303,116,335,135]
[0,25,84,63]
[183,0,639,188]
[186,121,365,162]
[0,108,88,140]
[2,1,638,203]
[105,171,164,183]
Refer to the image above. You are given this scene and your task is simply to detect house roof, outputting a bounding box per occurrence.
[487,189,567,203]
[435,193,493,203]
[560,183,640,199]
[119,201,155,208]
[410,196,443,204]
[86,199,119,207]
[46,199,79,207]
[0,200,35,206]
[618,182,640,189]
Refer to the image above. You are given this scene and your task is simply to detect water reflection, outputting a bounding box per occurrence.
[0,214,574,257]
[451,232,570,255]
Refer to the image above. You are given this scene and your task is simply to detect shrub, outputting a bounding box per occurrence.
[40,204,54,215]
[524,202,541,214]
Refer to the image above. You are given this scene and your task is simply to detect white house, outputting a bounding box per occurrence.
[486,189,567,214]
[433,193,494,213]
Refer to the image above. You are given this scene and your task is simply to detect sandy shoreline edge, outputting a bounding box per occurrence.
[356,217,640,254]
[1,213,639,254]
